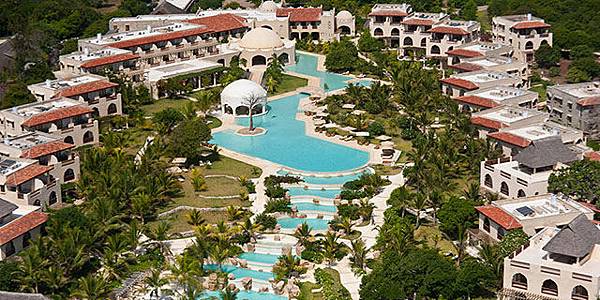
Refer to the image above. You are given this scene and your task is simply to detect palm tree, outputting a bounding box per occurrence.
[358,198,375,222]
[221,286,239,300]
[208,243,234,270]
[411,193,427,228]
[293,222,313,247]
[463,182,482,204]
[185,235,210,271]
[321,231,346,266]
[42,266,68,296]
[388,186,413,217]
[145,268,169,299]
[226,206,246,222]
[170,254,202,296]
[71,274,110,300]
[272,252,307,280]
[187,210,206,227]
[238,217,261,242]
[146,221,172,258]
[338,217,355,237]
[16,246,44,293]
[131,192,152,224]
[427,190,443,225]
[349,238,369,275]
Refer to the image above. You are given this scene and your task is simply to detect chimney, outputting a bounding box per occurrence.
[527,13,532,21]
[96,33,102,41]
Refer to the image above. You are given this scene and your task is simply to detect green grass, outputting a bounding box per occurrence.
[415,225,457,255]
[141,98,192,115]
[298,282,324,300]
[201,156,262,178]
[149,210,229,234]
[198,177,244,197]
[271,74,309,96]
[529,84,547,103]
[207,116,222,129]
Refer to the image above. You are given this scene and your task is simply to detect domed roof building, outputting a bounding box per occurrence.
[236,27,295,67]
[258,0,279,13]
[336,10,353,20]
[335,10,355,37]
[221,79,268,117]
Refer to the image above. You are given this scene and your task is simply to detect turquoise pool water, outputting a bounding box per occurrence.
[277,169,369,185]
[199,290,287,300]
[278,217,330,230]
[292,202,337,213]
[238,252,280,265]
[204,264,273,281]
[287,187,341,199]
[286,53,371,92]
[211,94,369,172]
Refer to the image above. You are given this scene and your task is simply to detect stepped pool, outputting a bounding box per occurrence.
[277,169,369,185]
[204,264,274,281]
[277,217,330,231]
[291,202,337,213]
[199,290,287,300]
[238,252,281,265]
[287,187,341,198]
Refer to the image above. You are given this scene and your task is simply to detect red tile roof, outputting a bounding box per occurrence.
[80,53,140,69]
[21,141,75,159]
[584,151,600,162]
[578,201,600,213]
[5,164,53,186]
[488,131,531,148]
[0,212,47,246]
[440,77,478,90]
[401,18,435,26]
[476,205,522,230]
[108,26,213,49]
[186,13,247,33]
[22,105,94,128]
[53,80,118,98]
[450,62,483,72]
[276,8,322,22]
[368,10,409,17]
[470,116,506,129]
[428,26,470,35]
[577,96,600,107]
[459,96,499,109]
[512,21,551,30]
[446,48,483,58]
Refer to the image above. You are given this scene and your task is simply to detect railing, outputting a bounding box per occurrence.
[541,287,558,297]
[511,280,527,290]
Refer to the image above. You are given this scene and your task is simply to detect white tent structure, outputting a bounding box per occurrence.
[221,79,268,117]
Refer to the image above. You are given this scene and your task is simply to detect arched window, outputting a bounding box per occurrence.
[279,53,289,64]
[217,59,225,66]
[107,103,118,115]
[261,25,273,30]
[235,106,249,116]
[431,45,441,55]
[374,28,383,36]
[525,41,534,50]
[403,37,413,46]
[33,199,40,206]
[517,189,526,198]
[541,279,558,296]
[83,131,94,144]
[452,56,461,65]
[251,55,266,66]
[64,136,74,144]
[49,192,57,205]
[484,174,493,188]
[391,28,400,36]
[483,217,491,232]
[420,38,426,47]
[64,169,75,182]
[572,285,589,300]
[511,273,527,290]
[92,107,99,117]
[500,182,509,196]
[339,26,351,35]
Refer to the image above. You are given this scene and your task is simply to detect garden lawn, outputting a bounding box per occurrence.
[141,98,192,115]
[415,225,457,255]
[150,210,229,234]
[201,156,262,178]
[198,176,244,197]
[272,74,308,96]
[529,84,547,103]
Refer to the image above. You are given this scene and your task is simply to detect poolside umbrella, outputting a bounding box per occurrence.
[376,135,392,141]
[342,103,356,109]
[323,123,338,128]
[381,141,395,149]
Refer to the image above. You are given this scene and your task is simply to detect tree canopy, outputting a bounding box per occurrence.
[549,159,600,203]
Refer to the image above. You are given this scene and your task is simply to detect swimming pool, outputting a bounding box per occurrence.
[278,217,330,231]
[199,290,287,300]
[287,187,341,199]
[291,202,337,213]
[286,53,371,92]
[204,264,274,281]
[277,169,369,185]
[211,94,369,172]
[238,252,281,265]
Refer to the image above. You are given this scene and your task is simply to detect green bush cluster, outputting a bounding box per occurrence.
[314,269,352,300]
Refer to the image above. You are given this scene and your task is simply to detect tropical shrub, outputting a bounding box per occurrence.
[255,213,277,230]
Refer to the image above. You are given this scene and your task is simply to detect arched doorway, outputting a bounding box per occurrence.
[64,136,74,144]
[64,169,75,182]
[511,273,527,290]
[517,189,526,198]
[224,104,233,115]
[279,53,289,64]
[431,45,441,55]
[92,107,99,117]
[49,191,57,205]
[541,279,558,296]
[251,55,266,66]
[525,41,534,50]
[484,174,493,188]
[403,37,413,46]
[374,28,383,36]
[83,131,94,144]
[500,182,509,196]
[291,32,300,40]
[235,106,249,116]
[107,103,117,115]
[217,59,225,66]
[483,217,490,232]
[572,285,589,300]
[311,32,320,40]
[338,26,351,35]
[391,28,400,36]
[420,38,427,47]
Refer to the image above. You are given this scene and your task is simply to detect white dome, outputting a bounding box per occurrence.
[239,28,284,50]
[336,10,353,19]
[221,79,267,107]
[259,0,278,12]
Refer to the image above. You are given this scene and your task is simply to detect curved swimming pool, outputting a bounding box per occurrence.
[278,217,330,231]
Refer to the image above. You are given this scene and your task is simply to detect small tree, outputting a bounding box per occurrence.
[242,93,263,131]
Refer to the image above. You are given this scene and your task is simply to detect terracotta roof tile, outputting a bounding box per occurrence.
[368,10,409,17]
[277,8,322,22]
[470,116,506,129]
[459,96,499,109]
[476,205,522,230]
[512,21,551,30]
[446,48,483,58]
[401,18,435,26]
[440,77,478,90]
[108,26,213,49]
[450,62,483,72]
[186,13,247,32]
[428,26,470,35]
[22,105,94,128]
[577,96,600,107]
[80,53,140,69]
[0,212,47,245]
[5,164,53,186]
[578,201,600,213]
[488,131,531,148]
[20,141,75,159]
[53,80,118,98]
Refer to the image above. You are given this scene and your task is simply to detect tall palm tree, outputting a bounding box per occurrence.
[388,186,413,217]
[208,244,234,270]
[321,231,346,266]
[338,217,355,237]
[16,247,44,293]
[185,236,210,271]
[293,222,313,247]
[220,286,239,300]
[238,217,261,242]
[411,193,427,228]
[226,206,246,222]
[131,192,152,224]
[272,252,307,280]
[145,268,169,299]
[463,182,482,204]
[427,190,443,225]
[71,275,110,300]
[349,238,369,276]
[187,210,206,227]
[170,254,202,292]
[358,198,375,222]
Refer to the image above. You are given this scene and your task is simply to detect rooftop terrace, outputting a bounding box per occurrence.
[499,194,589,221]
[477,106,542,123]
[458,71,513,83]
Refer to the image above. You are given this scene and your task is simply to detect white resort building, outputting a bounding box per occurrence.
[492,14,552,61]
[547,82,600,139]
[220,79,268,117]
[499,215,600,300]
[0,200,47,261]
[471,106,547,138]
[446,41,514,65]
[0,157,61,208]
[472,194,593,243]
[441,70,522,98]
[457,86,538,112]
